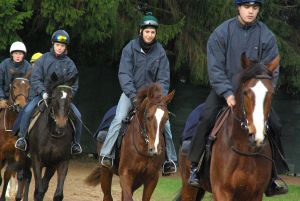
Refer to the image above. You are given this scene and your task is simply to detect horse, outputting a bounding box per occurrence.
[0,70,32,201]
[85,83,175,201]
[176,54,280,201]
[28,74,76,201]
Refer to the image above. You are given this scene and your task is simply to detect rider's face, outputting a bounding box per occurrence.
[141,28,157,44]
[238,4,260,24]
[12,51,25,63]
[53,42,66,55]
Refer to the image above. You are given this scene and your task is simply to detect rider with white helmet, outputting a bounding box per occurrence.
[0,41,32,108]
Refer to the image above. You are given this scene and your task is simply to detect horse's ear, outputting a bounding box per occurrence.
[162,90,175,105]
[65,74,78,86]
[51,72,58,82]
[265,55,280,72]
[241,52,252,69]
[24,69,32,79]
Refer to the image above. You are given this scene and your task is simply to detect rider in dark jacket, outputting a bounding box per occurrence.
[100,12,177,175]
[187,0,288,197]
[15,30,83,155]
[0,41,31,108]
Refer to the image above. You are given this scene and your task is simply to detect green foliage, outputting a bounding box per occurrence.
[0,0,32,50]
[0,0,300,93]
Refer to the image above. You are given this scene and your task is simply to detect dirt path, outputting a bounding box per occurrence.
[2,156,300,200]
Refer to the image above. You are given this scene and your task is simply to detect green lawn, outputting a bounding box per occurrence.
[133,177,300,201]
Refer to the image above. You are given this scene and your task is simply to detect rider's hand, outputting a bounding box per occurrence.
[0,99,8,109]
[42,92,48,100]
[226,95,236,108]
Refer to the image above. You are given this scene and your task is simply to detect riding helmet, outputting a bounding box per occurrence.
[51,30,70,45]
[30,52,43,63]
[235,0,264,5]
[140,12,159,29]
[10,41,27,54]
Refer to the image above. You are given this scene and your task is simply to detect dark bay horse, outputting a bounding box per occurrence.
[86,83,175,201]
[0,70,31,201]
[176,54,280,201]
[28,75,76,201]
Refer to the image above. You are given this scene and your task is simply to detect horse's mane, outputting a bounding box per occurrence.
[136,83,163,106]
[240,62,272,83]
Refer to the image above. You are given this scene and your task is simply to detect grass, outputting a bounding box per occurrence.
[133,177,300,201]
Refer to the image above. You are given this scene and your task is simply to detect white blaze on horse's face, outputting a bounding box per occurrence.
[154,107,164,153]
[251,80,268,145]
[61,91,67,99]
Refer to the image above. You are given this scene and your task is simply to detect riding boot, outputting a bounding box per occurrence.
[162,160,177,176]
[265,165,288,196]
[71,106,83,155]
[15,132,27,151]
[265,178,288,197]
[188,162,201,188]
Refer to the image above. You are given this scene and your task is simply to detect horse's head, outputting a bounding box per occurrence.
[9,69,31,108]
[48,73,76,133]
[136,83,175,156]
[236,53,279,146]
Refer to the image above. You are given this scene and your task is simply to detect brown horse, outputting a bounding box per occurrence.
[176,54,280,201]
[86,83,174,201]
[0,70,31,201]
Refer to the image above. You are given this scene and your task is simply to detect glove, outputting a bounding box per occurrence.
[42,92,48,100]
[0,99,8,109]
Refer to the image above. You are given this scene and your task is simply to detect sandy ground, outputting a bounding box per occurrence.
[2,156,300,201]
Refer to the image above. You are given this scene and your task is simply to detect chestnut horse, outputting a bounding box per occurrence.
[176,54,280,201]
[28,74,76,201]
[86,83,174,201]
[0,70,31,201]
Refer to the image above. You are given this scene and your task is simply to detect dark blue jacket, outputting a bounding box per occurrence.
[31,48,78,97]
[0,58,31,99]
[118,38,170,99]
[207,17,279,99]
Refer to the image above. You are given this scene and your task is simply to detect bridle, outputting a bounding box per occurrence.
[47,85,72,137]
[9,77,30,111]
[232,68,273,133]
[133,103,168,157]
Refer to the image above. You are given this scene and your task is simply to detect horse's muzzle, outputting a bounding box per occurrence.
[148,148,158,157]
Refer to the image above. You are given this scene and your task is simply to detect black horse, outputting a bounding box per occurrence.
[28,74,76,201]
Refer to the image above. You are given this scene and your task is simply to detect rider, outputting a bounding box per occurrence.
[100,12,177,175]
[15,30,83,155]
[0,41,31,109]
[30,52,43,67]
[187,0,289,196]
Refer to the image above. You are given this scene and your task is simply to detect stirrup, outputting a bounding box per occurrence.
[71,143,82,155]
[15,138,27,151]
[100,156,114,169]
[162,160,177,176]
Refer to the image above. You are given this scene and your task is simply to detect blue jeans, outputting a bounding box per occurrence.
[100,93,177,162]
[18,96,82,144]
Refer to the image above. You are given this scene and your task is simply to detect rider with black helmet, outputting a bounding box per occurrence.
[187,0,289,197]
[15,30,83,155]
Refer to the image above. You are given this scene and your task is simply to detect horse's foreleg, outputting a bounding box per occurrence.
[53,161,69,201]
[119,172,135,201]
[32,157,44,201]
[141,175,159,201]
[100,167,113,201]
[21,168,32,201]
[0,167,13,201]
[212,187,233,201]
[42,167,56,192]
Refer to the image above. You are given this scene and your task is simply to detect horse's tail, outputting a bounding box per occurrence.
[85,166,102,186]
